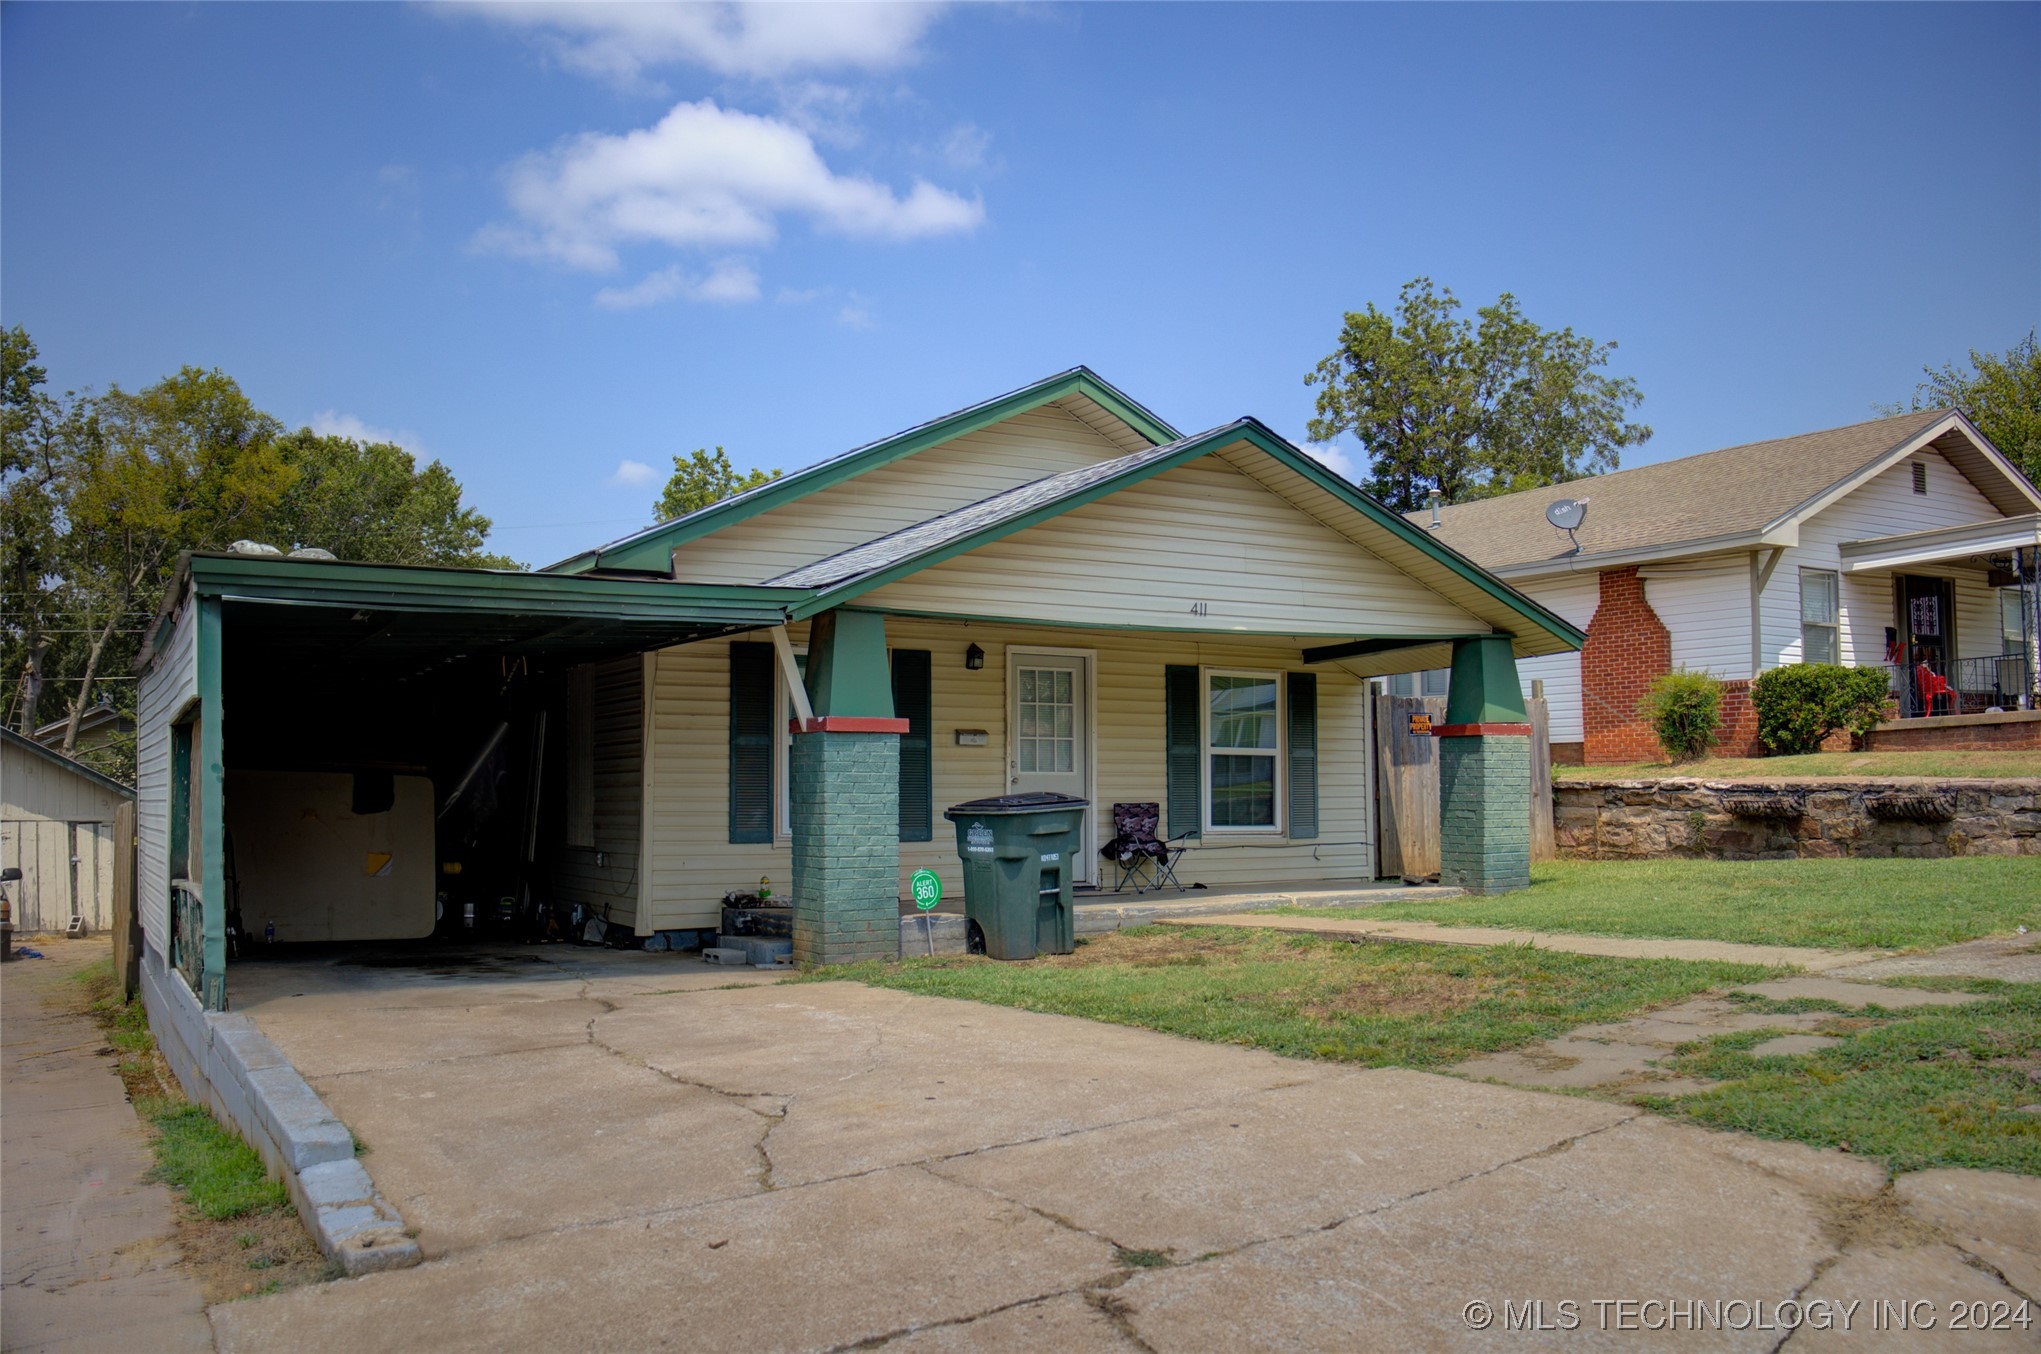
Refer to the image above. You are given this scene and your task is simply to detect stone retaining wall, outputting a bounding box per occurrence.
[1554,778,2041,860]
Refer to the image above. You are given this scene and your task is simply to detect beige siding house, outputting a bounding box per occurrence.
[551,368,1584,935]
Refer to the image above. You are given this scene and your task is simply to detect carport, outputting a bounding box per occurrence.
[134,550,808,1011]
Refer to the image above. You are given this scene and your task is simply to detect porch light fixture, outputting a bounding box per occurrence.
[964,642,985,671]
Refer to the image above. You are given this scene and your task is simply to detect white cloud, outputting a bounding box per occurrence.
[609,459,661,488]
[775,284,827,305]
[479,99,984,272]
[594,258,763,310]
[837,294,874,329]
[457,2,948,87]
[1298,436,1359,482]
[937,122,990,171]
[310,410,426,454]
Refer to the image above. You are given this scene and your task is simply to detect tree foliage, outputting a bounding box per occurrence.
[1305,277,1652,513]
[0,326,515,778]
[1883,330,2041,485]
[655,445,781,521]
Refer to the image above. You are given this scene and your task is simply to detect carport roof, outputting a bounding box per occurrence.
[140,552,813,677]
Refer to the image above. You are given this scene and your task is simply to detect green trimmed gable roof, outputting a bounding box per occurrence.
[762,416,1587,660]
[547,367,1180,576]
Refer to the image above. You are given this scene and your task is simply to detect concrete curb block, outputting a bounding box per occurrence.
[138,947,421,1276]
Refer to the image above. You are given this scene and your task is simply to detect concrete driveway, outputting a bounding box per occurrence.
[209,946,2037,1351]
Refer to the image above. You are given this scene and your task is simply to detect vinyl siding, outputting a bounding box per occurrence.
[1640,555,1752,678]
[1510,574,1599,742]
[642,621,1376,929]
[860,457,1486,637]
[1761,450,2005,670]
[667,403,1135,585]
[547,655,646,933]
[136,600,199,959]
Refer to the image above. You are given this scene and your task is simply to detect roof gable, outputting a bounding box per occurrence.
[548,368,1178,575]
[770,420,1586,666]
[1422,409,2041,576]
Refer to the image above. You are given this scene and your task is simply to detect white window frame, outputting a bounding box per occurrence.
[1200,666,1285,836]
[1799,568,1840,665]
[772,645,809,839]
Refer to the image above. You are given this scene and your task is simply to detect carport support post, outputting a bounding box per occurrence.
[197,596,228,1009]
[1436,635,1532,895]
[790,609,906,966]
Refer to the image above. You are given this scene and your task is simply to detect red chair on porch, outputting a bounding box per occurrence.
[1099,803,1190,894]
[1915,663,1953,717]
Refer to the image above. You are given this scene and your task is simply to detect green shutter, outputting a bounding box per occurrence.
[892,648,933,842]
[728,642,774,844]
[1287,671,1318,840]
[1164,664,1202,839]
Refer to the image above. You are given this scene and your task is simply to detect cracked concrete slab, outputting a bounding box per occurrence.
[874,1293,1139,1352]
[1734,977,1987,1009]
[1115,1115,1844,1350]
[1786,1244,2036,1351]
[1893,1170,2041,1301]
[246,997,611,1078]
[932,1070,1632,1258]
[208,1167,1120,1354]
[308,1041,771,1255]
[1839,934,2041,986]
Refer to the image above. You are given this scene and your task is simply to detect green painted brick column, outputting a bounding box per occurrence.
[1438,635,1532,895]
[791,607,905,966]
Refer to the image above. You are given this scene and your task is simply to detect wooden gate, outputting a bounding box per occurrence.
[1374,692,1554,878]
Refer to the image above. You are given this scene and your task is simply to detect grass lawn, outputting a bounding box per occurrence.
[1288,857,2041,951]
[810,926,1779,1067]
[1555,749,2041,780]
[1647,986,2041,1176]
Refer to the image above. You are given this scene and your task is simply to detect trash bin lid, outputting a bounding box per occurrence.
[943,791,1091,817]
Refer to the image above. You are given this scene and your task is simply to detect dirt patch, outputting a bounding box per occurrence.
[173,1205,337,1305]
[1819,1191,1948,1253]
[1036,930,1252,969]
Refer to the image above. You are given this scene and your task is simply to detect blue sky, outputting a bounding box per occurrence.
[5,2,2037,567]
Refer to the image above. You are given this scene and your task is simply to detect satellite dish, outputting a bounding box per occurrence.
[1544,498,1588,531]
[1545,497,1589,553]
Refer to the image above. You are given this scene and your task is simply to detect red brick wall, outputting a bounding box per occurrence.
[1581,567,1673,764]
[1715,680,1767,758]
[1866,716,2041,752]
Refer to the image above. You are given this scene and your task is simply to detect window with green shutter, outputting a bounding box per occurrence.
[892,649,933,841]
[1164,665,1202,839]
[1287,671,1318,839]
[728,642,774,843]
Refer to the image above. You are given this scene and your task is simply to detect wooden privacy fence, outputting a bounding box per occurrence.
[1374,692,1553,879]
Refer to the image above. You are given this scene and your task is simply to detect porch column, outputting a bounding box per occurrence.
[197,596,228,1009]
[790,608,905,966]
[1436,635,1532,895]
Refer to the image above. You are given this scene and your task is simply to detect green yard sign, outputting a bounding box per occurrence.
[910,869,943,911]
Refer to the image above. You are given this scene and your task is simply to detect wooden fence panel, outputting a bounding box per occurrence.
[114,802,139,998]
[1374,694,1446,879]
[1528,696,1555,863]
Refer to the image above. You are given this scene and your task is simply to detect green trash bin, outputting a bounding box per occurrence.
[942,792,1089,960]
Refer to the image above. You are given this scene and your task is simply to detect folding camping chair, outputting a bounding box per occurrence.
[1098,802,1190,894]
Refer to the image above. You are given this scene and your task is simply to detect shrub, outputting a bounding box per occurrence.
[1750,664,1895,755]
[1638,670,1724,762]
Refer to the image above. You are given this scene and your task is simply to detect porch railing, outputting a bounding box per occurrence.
[1881,655,2036,720]
[169,879,204,996]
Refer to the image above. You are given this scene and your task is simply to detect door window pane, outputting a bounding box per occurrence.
[1017,666,1075,776]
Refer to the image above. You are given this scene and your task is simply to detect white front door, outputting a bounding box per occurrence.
[1008,650,1094,882]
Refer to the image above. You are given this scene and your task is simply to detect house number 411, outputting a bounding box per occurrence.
[1189,602,1209,616]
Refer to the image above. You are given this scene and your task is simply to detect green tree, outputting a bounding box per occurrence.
[265,430,519,569]
[655,446,781,521]
[55,367,294,753]
[2,327,71,736]
[1883,331,2041,484]
[1305,277,1652,513]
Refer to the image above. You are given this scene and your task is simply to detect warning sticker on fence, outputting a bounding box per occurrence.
[1407,712,1433,736]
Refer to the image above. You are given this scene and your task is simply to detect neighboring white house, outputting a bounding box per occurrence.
[2,726,134,933]
[1418,409,2041,763]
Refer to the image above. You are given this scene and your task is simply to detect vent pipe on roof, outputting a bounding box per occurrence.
[1427,488,1443,531]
